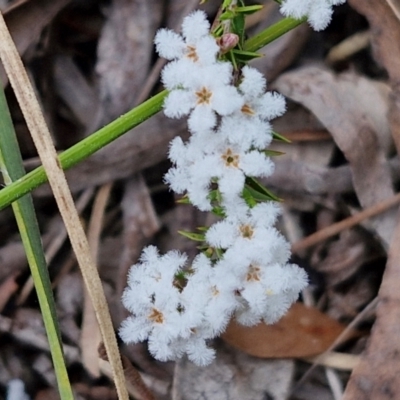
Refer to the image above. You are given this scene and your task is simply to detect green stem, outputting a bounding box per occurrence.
[0,84,74,399]
[0,90,167,210]
[0,16,305,211]
[244,16,306,53]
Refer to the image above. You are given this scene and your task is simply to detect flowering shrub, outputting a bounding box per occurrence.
[120,1,345,366]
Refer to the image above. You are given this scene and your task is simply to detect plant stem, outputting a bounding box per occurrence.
[0,90,167,210]
[244,16,306,53]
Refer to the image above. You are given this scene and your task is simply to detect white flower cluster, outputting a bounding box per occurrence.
[280,0,346,31]
[120,10,308,366]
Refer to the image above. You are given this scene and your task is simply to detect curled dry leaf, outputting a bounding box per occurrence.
[222,302,351,359]
[95,0,162,123]
[343,217,400,400]
[275,67,396,247]
[335,3,400,397]
[347,0,400,156]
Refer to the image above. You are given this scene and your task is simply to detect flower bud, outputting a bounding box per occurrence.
[217,33,239,54]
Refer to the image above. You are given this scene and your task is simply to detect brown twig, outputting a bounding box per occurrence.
[99,342,155,400]
[292,192,400,253]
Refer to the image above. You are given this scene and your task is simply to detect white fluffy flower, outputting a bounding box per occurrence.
[119,248,190,346]
[165,134,274,211]
[280,0,346,31]
[236,262,308,325]
[120,7,311,368]
[120,249,237,365]
[182,254,240,335]
[162,62,243,133]
[219,66,286,149]
[206,203,286,252]
[154,10,219,66]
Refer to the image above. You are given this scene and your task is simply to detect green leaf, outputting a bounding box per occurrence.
[264,149,285,157]
[235,5,264,14]
[242,187,258,208]
[231,49,262,62]
[272,131,291,143]
[208,187,223,204]
[211,205,226,217]
[178,230,205,242]
[231,14,246,47]
[220,10,236,20]
[245,177,282,202]
[0,83,73,399]
[215,247,225,259]
[176,195,191,204]
[220,5,263,19]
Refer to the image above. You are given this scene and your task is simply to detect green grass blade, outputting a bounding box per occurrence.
[0,84,74,399]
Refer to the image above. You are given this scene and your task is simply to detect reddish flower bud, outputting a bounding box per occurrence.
[217,33,239,54]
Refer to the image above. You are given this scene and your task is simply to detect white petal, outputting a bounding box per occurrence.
[250,202,281,227]
[240,66,266,98]
[258,92,287,120]
[163,90,195,118]
[163,58,202,89]
[188,106,217,134]
[195,36,219,65]
[308,2,333,30]
[240,151,275,177]
[280,0,312,18]
[148,336,175,361]
[119,316,151,343]
[212,86,243,116]
[154,29,185,60]
[186,338,216,366]
[218,169,245,200]
[182,10,210,42]
[206,220,236,248]
[168,136,187,164]
[164,167,189,193]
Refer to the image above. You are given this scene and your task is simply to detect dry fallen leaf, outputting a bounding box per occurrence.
[275,67,396,247]
[348,0,400,156]
[222,302,349,358]
[342,215,400,400]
